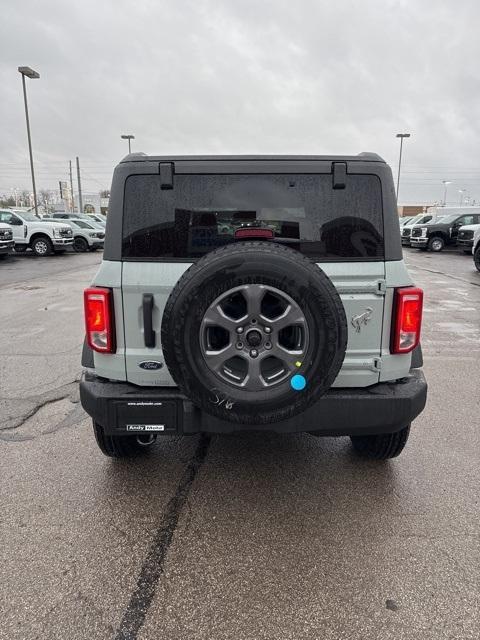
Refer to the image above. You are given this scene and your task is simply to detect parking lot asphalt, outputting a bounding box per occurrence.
[1,248,479,640]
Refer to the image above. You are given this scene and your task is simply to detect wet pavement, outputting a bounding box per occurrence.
[1,248,479,640]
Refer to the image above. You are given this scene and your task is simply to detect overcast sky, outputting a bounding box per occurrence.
[1,0,480,204]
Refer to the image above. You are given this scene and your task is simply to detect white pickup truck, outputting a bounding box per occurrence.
[0,222,14,259]
[0,209,73,256]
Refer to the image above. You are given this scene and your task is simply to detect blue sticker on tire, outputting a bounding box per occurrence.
[291,374,306,391]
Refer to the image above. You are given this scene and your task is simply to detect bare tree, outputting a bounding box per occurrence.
[39,189,51,213]
[0,195,16,208]
[20,190,31,207]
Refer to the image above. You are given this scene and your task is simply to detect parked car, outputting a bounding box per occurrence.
[410,212,480,251]
[399,216,414,227]
[51,212,107,228]
[401,214,433,246]
[44,217,105,252]
[0,222,14,259]
[51,212,89,220]
[456,223,480,254]
[80,152,427,461]
[473,226,480,272]
[0,209,73,256]
[86,214,107,226]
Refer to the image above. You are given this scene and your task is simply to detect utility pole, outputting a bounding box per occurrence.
[76,156,83,214]
[69,160,75,212]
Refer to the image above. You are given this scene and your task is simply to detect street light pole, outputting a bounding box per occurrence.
[18,66,40,216]
[395,133,411,203]
[121,134,135,154]
[442,180,452,206]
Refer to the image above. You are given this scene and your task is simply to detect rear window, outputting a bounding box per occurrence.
[122,173,384,261]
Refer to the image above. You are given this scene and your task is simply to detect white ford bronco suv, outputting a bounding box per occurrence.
[0,209,73,256]
[80,154,427,460]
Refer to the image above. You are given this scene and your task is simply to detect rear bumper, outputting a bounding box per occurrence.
[80,370,427,436]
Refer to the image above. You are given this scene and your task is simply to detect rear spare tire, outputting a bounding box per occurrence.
[161,242,348,424]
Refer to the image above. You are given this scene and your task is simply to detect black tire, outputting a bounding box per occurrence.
[14,245,27,253]
[428,236,445,252]
[92,421,156,458]
[474,247,480,272]
[31,236,53,256]
[161,242,348,425]
[350,425,411,460]
[73,236,89,252]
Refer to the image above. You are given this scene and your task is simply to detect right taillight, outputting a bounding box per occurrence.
[391,287,423,354]
[84,287,116,353]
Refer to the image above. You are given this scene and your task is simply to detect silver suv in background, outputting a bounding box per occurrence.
[45,218,105,252]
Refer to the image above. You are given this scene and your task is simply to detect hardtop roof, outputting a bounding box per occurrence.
[119,152,385,164]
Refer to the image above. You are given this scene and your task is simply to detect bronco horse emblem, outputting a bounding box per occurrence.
[351,307,373,333]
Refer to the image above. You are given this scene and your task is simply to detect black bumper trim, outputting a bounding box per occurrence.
[80,370,427,436]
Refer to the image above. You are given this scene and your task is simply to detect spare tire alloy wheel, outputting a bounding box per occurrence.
[161,242,348,424]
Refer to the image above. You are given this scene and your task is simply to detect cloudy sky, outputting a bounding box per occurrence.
[1,0,480,204]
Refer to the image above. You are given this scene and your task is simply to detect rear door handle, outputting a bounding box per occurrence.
[142,294,156,348]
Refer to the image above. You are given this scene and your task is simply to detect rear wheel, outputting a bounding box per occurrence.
[428,236,445,252]
[31,236,53,256]
[350,425,411,460]
[73,236,89,252]
[92,421,157,458]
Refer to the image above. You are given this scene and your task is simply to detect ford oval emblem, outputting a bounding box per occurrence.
[138,360,163,371]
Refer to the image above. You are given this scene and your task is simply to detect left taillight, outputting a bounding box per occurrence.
[84,287,116,353]
[391,287,423,354]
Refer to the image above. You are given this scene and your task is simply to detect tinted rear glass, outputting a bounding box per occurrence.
[122,173,383,260]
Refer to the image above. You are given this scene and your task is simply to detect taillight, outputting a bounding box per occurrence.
[84,288,116,353]
[391,287,423,354]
